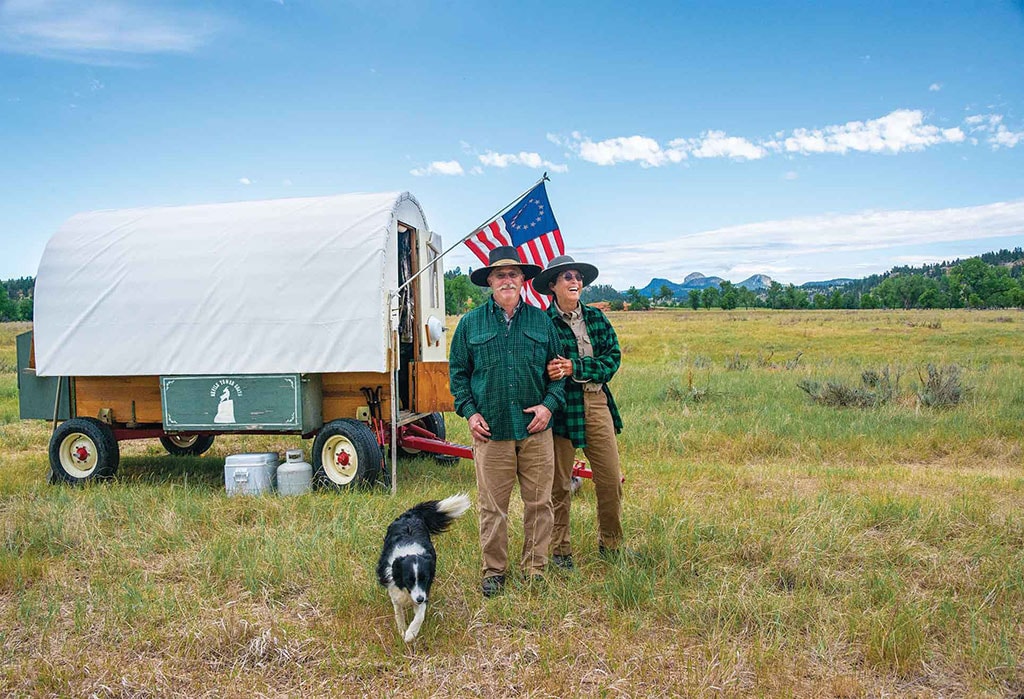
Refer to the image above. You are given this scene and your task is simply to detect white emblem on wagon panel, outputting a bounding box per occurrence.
[210,379,242,424]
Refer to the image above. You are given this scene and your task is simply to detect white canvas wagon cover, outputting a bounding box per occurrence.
[34,192,429,377]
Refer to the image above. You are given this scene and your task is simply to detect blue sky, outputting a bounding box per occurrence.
[1,0,1022,289]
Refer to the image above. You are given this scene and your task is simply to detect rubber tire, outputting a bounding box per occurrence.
[49,417,120,485]
[160,433,216,456]
[312,419,383,489]
[399,412,459,464]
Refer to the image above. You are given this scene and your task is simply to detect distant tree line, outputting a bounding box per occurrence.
[443,249,1024,314]
[1,277,34,321]
[579,248,1024,311]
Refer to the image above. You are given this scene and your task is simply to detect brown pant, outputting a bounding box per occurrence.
[473,429,554,578]
[552,390,623,555]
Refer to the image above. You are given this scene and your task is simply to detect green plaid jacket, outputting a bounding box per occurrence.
[546,303,624,448]
[449,297,566,441]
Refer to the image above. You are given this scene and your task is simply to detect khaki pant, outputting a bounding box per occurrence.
[551,390,623,555]
[473,429,554,578]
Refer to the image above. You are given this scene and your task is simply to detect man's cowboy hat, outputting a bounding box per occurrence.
[469,245,541,287]
[533,254,600,296]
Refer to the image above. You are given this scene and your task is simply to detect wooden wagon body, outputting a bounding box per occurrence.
[19,191,471,489]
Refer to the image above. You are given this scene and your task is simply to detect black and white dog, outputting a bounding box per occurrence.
[376,493,471,642]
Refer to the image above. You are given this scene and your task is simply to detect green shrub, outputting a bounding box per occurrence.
[916,364,972,408]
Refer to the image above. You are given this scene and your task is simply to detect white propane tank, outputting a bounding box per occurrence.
[277,448,312,496]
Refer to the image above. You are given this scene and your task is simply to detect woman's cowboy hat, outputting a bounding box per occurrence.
[469,245,541,287]
[533,254,600,296]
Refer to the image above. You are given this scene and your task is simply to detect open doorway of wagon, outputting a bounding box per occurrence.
[396,223,453,417]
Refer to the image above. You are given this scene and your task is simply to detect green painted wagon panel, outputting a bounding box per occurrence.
[161,374,323,433]
[16,331,72,420]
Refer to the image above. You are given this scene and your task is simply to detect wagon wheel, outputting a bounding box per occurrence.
[312,419,383,489]
[48,417,120,485]
[160,433,216,457]
[399,412,459,464]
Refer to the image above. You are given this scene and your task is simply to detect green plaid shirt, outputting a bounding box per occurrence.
[547,303,623,448]
[450,297,566,441]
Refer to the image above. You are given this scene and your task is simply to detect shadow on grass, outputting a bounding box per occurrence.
[113,453,476,494]
[116,455,224,489]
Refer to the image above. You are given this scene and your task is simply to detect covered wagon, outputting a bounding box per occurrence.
[18,191,471,489]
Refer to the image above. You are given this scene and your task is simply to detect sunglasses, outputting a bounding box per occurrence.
[560,271,584,282]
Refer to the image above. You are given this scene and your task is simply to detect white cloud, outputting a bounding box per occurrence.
[478,150,567,173]
[929,83,942,92]
[572,199,1024,288]
[566,108,972,171]
[572,134,679,167]
[964,113,1001,130]
[962,113,1021,149]
[410,160,464,176]
[479,151,541,168]
[0,0,219,63]
[784,171,799,180]
[776,109,964,155]
[674,130,767,160]
[239,177,252,185]
[989,125,1024,149]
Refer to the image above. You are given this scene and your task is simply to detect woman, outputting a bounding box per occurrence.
[534,254,626,569]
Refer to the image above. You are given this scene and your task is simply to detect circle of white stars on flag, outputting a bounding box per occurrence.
[508,198,546,233]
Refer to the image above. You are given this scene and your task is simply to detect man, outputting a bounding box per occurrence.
[533,255,626,569]
[449,246,566,597]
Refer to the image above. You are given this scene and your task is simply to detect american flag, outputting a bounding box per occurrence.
[464,182,563,309]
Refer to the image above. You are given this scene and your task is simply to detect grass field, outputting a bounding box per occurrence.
[1,310,1022,697]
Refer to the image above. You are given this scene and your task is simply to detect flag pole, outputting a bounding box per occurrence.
[435,171,550,264]
[393,173,550,299]
[385,173,550,493]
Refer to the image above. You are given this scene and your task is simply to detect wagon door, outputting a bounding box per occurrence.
[396,225,453,414]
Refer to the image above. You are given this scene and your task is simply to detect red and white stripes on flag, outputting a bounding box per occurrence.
[465,217,564,309]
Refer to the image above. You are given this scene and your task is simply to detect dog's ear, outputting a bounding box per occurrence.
[422,557,436,589]
[391,559,406,589]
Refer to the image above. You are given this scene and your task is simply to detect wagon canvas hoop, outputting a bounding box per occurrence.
[34,192,429,377]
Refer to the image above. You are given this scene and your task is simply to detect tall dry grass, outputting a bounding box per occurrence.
[1,310,1022,697]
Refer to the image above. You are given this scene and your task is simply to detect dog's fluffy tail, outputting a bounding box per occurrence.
[409,493,472,535]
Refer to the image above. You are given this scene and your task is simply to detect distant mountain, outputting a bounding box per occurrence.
[639,274,726,298]
[680,272,725,289]
[737,274,772,291]
[638,278,686,298]
[596,246,1024,307]
[639,272,768,298]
